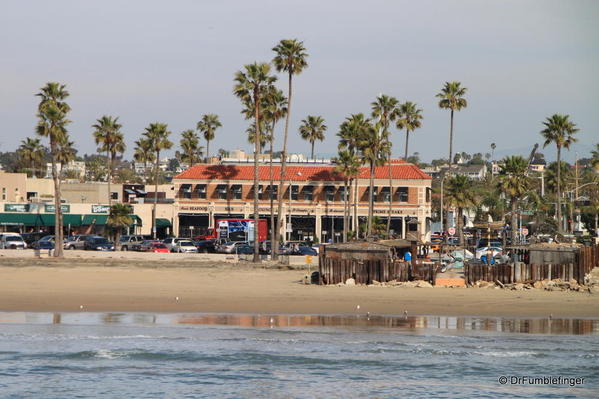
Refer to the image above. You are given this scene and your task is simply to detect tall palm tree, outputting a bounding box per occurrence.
[333,150,361,242]
[436,81,468,175]
[92,115,125,210]
[35,82,71,258]
[357,119,390,237]
[397,101,423,160]
[540,114,578,233]
[143,122,173,239]
[179,129,203,167]
[197,114,221,160]
[17,137,45,177]
[337,114,369,234]
[263,88,287,257]
[234,62,277,261]
[490,142,496,161]
[445,174,476,246]
[133,138,155,183]
[299,115,327,159]
[371,94,400,236]
[496,156,531,244]
[107,203,133,244]
[272,39,308,250]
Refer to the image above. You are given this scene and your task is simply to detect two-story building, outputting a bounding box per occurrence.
[173,162,432,242]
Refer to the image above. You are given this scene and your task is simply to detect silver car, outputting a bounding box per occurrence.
[171,240,198,253]
[64,234,90,250]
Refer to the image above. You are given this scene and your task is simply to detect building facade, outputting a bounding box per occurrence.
[173,162,432,242]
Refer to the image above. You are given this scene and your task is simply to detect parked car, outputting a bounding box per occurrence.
[217,241,250,254]
[21,232,47,247]
[162,237,188,252]
[138,240,160,252]
[64,234,90,250]
[294,245,318,256]
[194,239,218,253]
[475,246,503,259]
[31,235,55,250]
[171,240,198,253]
[84,236,115,251]
[118,235,145,251]
[147,242,170,253]
[0,233,27,249]
[235,243,254,254]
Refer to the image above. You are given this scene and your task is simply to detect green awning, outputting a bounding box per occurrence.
[81,214,141,226]
[156,218,171,227]
[0,213,82,226]
[82,215,109,225]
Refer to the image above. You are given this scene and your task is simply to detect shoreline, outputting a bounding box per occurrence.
[0,256,598,317]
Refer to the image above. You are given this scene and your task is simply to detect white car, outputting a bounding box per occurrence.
[475,246,502,259]
[218,241,249,254]
[172,240,198,253]
[0,233,27,249]
[162,237,186,252]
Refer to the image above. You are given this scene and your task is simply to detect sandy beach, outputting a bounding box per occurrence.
[0,251,597,317]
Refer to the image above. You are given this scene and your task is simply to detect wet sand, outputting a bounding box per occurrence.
[0,256,598,317]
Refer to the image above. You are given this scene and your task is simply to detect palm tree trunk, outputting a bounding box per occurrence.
[206,139,210,161]
[269,131,275,258]
[387,147,392,237]
[275,72,293,257]
[50,141,63,257]
[367,163,375,237]
[404,130,410,160]
[448,109,454,174]
[353,177,359,236]
[556,145,562,234]
[457,207,464,246]
[108,151,114,241]
[343,178,348,242]
[311,141,315,160]
[511,198,518,245]
[253,90,261,262]
[152,150,159,240]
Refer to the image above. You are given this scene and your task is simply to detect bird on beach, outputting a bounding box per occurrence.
[356,305,360,310]
[175,296,180,301]
[404,310,408,318]
[80,305,84,310]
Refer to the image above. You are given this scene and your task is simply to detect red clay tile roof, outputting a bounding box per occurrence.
[175,163,431,181]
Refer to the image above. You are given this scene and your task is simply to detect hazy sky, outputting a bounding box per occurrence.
[1,0,597,162]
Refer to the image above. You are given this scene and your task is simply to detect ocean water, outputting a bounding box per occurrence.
[0,313,597,399]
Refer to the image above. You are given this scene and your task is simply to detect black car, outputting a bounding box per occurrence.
[194,239,218,253]
[84,236,115,251]
[235,243,255,254]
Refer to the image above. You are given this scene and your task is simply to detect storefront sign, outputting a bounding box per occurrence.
[180,206,209,212]
[4,204,28,212]
[91,205,110,213]
[44,204,70,213]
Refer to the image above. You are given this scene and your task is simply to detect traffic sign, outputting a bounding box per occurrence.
[448,227,456,236]
[522,228,529,236]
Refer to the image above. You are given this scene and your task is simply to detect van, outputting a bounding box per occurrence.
[0,233,27,249]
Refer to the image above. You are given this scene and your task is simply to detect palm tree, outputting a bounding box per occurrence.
[107,203,133,244]
[272,39,308,250]
[299,115,327,159]
[337,114,369,234]
[496,156,531,244]
[371,95,400,236]
[540,114,578,233]
[263,88,287,256]
[247,123,270,153]
[333,150,361,242]
[445,174,476,246]
[436,81,468,175]
[234,62,277,261]
[35,82,71,258]
[92,115,125,210]
[357,119,390,237]
[490,142,496,161]
[133,138,155,183]
[17,137,45,177]
[179,129,203,167]
[143,122,173,239]
[197,114,221,160]
[397,101,423,160]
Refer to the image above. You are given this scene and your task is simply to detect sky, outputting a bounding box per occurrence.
[1,0,597,163]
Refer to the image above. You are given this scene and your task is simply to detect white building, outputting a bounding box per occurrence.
[45,161,86,179]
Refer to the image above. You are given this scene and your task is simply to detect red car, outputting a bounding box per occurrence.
[148,242,169,253]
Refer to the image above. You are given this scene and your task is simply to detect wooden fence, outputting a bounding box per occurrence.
[464,245,599,285]
[318,257,439,285]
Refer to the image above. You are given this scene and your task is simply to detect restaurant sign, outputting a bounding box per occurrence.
[91,205,110,213]
[44,204,71,213]
[4,204,29,212]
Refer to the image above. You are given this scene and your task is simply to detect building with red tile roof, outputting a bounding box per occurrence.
[173,162,431,243]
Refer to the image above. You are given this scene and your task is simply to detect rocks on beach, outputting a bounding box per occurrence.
[471,278,599,293]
